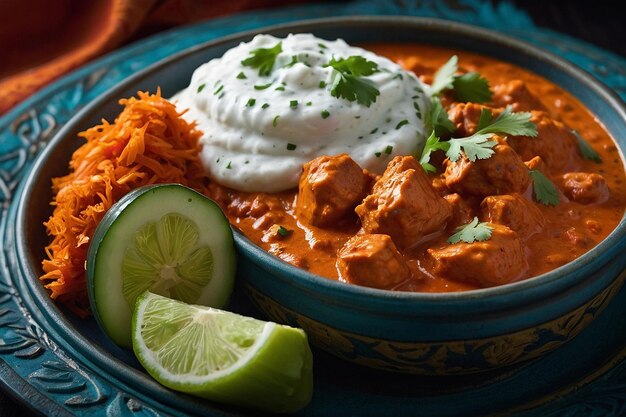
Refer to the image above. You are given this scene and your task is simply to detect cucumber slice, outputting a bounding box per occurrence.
[87,184,235,348]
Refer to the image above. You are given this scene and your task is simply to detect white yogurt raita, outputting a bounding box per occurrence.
[174,33,430,192]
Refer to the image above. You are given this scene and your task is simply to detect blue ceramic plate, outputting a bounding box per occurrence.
[2,2,626,416]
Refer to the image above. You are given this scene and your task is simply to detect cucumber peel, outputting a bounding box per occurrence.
[87,184,235,348]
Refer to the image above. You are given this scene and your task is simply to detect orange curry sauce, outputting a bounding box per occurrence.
[206,44,626,293]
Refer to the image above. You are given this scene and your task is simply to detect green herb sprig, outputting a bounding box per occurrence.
[241,42,283,76]
[572,129,602,163]
[419,131,450,173]
[445,107,537,162]
[447,217,493,244]
[529,169,560,206]
[429,55,492,103]
[426,97,456,137]
[419,106,537,172]
[324,56,380,107]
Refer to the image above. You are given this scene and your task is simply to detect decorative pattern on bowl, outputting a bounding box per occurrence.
[243,271,625,374]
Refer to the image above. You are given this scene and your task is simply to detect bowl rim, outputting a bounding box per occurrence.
[20,15,626,307]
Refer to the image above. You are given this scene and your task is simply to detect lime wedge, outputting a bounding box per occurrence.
[132,292,314,413]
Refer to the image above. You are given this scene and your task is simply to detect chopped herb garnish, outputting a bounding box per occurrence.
[213,85,224,95]
[393,73,403,80]
[236,72,247,79]
[448,217,493,244]
[529,169,560,206]
[306,101,312,106]
[324,56,380,107]
[429,55,492,103]
[287,143,297,150]
[226,161,232,169]
[385,145,393,154]
[446,134,498,163]
[419,106,536,172]
[419,130,450,173]
[446,107,537,162]
[572,129,602,163]
[290,100,298,109]
[254,82,273,90]
[197,83,206,93]
[283,55,299,68]
[395,120,409,130]
[261,103,270,109]
[429,55,458,96]
[426,97,455,137]
[318,43,327,49]
[277,225,292,237]
[319,81,327,88]
[273,115,280,127]
[246,98,256,107]
[375,152,382,157]
[275,86,286,91]
[241,41,282,76]
[370,128,378,134]
[321,110,330,119]
[453,72,492,103]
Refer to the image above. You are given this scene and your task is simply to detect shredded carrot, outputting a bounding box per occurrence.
[40,90,207,317]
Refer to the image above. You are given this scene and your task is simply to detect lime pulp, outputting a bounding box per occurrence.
[132,292,313,413]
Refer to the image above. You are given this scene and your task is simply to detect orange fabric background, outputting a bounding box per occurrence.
[0,0,308,115]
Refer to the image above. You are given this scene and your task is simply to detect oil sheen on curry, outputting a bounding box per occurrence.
[178,34,626,293]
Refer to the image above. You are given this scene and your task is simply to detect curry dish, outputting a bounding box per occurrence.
[205,44,625,293]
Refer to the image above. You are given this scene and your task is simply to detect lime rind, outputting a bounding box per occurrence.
[132,292,313,413]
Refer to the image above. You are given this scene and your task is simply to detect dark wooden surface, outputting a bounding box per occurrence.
[1,1,623,416]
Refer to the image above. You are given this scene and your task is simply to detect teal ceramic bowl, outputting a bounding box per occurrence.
[18,17,626,376]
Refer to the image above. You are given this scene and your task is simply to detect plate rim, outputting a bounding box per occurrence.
[3,9,626,417]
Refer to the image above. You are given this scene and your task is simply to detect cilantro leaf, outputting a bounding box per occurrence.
[326,56,379,76]
[447,217,493,244]
[429,55,458,96]
[328,74,380,106]
[446,133,497,162]
[529,169,560,206]
[419,130,450,173]
[445,107,537,162]
[428,55,492,103]
[476,107,494,131]
[241,42,282,76]
[325,56,380,107]
[452,72,492,103]
[476,106,537,137]
[426,97,456,137]
[277,225,292,237]
[572,129,602,163]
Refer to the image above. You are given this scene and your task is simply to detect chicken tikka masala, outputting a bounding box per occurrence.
[200,42,625,293]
